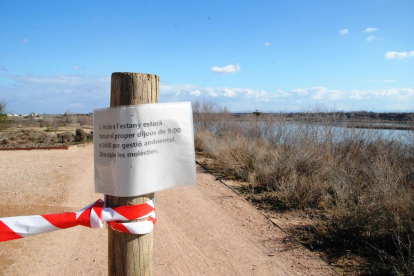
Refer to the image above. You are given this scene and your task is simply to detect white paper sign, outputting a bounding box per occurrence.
[94,102,196,196]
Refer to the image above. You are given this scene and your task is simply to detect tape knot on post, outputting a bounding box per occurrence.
[104,198,157,235]
[0,199,156,243]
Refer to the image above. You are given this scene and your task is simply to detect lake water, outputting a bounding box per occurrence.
[210,120,414,145]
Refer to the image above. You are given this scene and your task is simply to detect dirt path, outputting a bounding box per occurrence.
[0,145,336,275]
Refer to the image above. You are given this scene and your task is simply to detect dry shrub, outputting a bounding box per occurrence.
[22,117,37,128]
[194,101,414,274]
[58,131,74,143]
[64,110,77,124]
[0,129,56,147]
[78,115,92,126]
[0,101,10,131]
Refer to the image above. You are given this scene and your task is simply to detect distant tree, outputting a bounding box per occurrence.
[0,101,6,114]
[43,117,53,128]
[14,116,23,129]
[22,116,37,128]
[51,118,62,134]
[64,110,77,124]
[0,101,10,131]
[43,117,62,134]
[78,115,92,126]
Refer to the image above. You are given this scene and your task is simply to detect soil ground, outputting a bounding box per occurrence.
[0,144,337,275]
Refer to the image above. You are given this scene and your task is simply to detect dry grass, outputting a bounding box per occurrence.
[0,116,94,148]
[193,101,414,275]
[0,128,57,147]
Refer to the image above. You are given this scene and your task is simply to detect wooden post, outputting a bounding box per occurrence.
[107,72,159,276]
[253,110,262,138]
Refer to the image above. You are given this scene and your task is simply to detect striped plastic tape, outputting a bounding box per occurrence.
[0,199,156,242]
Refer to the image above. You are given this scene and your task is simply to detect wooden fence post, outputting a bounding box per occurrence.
[107,72,159,276]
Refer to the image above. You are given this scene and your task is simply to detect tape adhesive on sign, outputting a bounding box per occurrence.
[0,199,156,243]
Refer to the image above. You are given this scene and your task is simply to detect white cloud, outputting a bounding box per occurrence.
[282,87,414,102]
[366,36,383,42]
[159,84,267,102]
[385,52,396,59]
[0,74,110,114]
[364,27,378,32]
[339,29,349,35]
[2,74,413,113]
[209,91,219,97]
[190,89,201,96]
[350,88,414,100]
[174,85,414,111]
[224,88,237,97]
[285,87,337,100]
[292,87,343,100]
[21,38,29,43]
[385,51,414,59]
[159,84,413,108]
[72,66,82,70]
[160,83,197,92]
[211,63,240,74]
[349,92,362,100]
[264,42,271,46]
[291,88,308,95]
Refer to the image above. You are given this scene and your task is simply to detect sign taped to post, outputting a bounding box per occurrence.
[94,102,196,197]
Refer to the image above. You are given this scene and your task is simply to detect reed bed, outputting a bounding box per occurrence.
[193,101,414,275]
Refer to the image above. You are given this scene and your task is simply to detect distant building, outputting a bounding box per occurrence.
[253,110,262,116]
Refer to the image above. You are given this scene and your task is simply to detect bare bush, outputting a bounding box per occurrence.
[64,110,77,124]
[50,118,62,133]
[22,117,37,128]
[193,100,234,133]
[41,117,52,127]
[77,115,92,126]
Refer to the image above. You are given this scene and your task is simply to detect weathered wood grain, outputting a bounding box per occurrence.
[108,72,159,276]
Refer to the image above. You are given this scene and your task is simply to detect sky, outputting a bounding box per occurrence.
[0,0,413,114]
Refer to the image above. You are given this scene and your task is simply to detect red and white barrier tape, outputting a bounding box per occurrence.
[0,199,156,243]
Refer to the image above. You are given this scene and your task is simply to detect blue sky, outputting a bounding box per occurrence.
[0,0,413,114]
